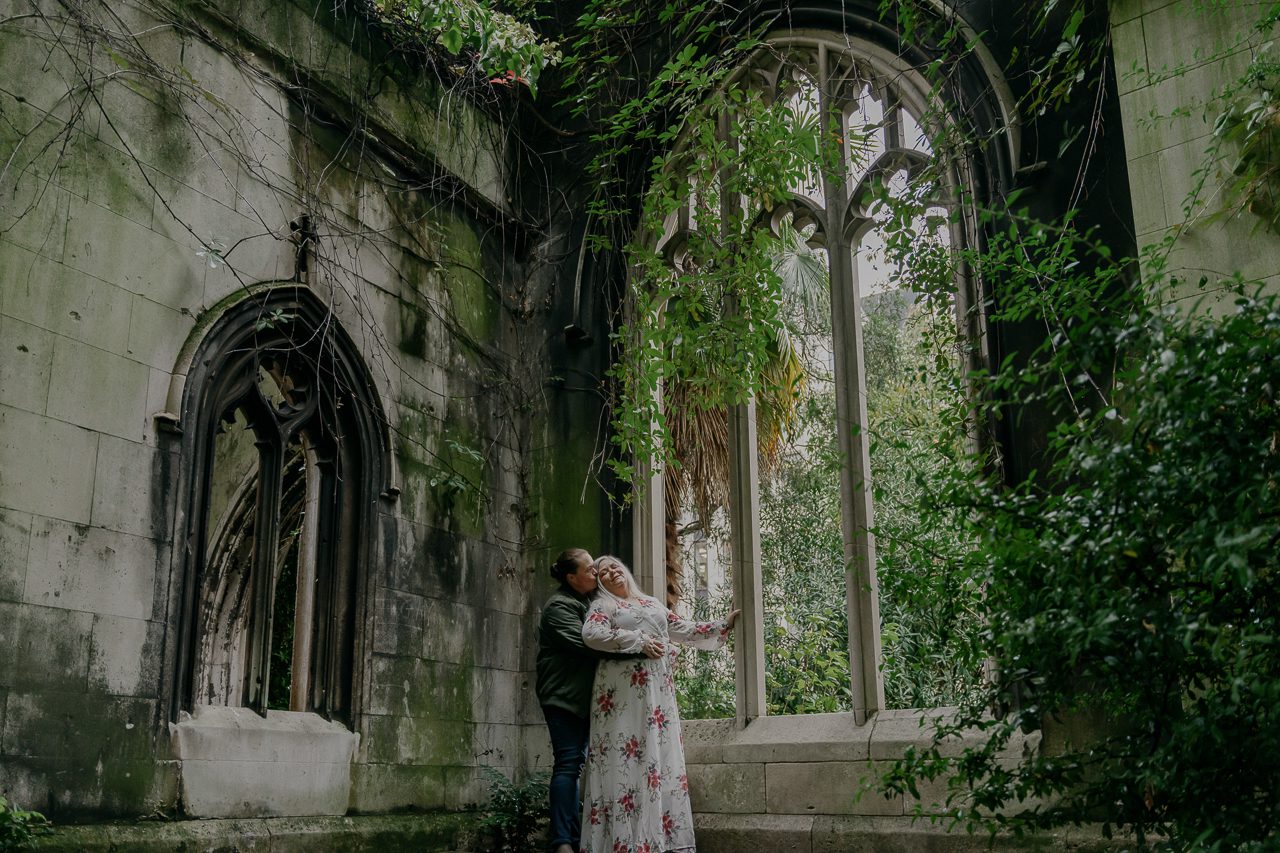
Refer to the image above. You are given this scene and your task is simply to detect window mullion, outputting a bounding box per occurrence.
[246,430,285,716]
[727,396,767,725]
[290,444,322,712]
[309,453,340,718]
[717,108,767,726]
[820,62,886,724]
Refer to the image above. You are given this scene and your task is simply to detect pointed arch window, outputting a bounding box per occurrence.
[173,288,387,723]
[637,32,993,724]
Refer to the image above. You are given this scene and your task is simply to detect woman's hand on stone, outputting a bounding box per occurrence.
[724,609,742,631]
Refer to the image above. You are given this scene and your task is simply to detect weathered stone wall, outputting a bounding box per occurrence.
[681,712,1115,852]
[1111,0,1280,298]
[0,0,596,821]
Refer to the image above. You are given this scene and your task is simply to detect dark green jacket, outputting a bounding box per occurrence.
[535,586,632,718]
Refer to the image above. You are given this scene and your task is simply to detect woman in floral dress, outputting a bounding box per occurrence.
[579,557,739,853]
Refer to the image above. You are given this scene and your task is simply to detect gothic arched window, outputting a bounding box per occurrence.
[637,29,1010,724]
[172,287,387,723]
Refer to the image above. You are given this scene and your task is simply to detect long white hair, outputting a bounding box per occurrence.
[592,555,645,602]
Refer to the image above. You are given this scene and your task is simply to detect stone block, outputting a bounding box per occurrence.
[1126,151,1168,238]
[372,587,428,656]
[476,608,522,672]
[0,405,98,524]
[682,718,738,763]
[0,315,54,415]
[366,654,425,717]
[442,764,492,810]
[384,516,472,600]
[1109,17,1147,97]
[171,705,358,818]
[475,541,528,618]
[55,130,156,231]
[348,763,447,813]
[356,183,442,264]
[470,667,521,724]
[26,516,159,620]
[684,713,873,765]
[473,723,520,767]
[688,762,766,814]
[868,708,981,760]
[520,720,553,772]
[0,27,83,127]
[116,818,273,852]
[60,193,205,312]
[1,691,155,760]
[363,713,474,766]
[693,812,815,853]
[146,167,294,292]
[0,510,32,602]
[1141,2,1263,85]
[765,761,903,816]
[0,241,133,355]
[0,601,92,690]
[229,82,296,200]
[1168,207,1280,288]
[90,434,171,540]
[88,614,162,698]
[88,76,228,200]
[368,656,475,722]
[421,597,479,665]
[45,335,151,441]
[0,170,73,263]
[125,295,195,372]
[199,230,296,303]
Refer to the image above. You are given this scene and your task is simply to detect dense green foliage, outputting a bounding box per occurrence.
[883,283,1280,851]
[478,767,550,851]
[370,0,561,92]
[0,797,49,851]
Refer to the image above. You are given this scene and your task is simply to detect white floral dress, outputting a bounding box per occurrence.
[579,590,730,853]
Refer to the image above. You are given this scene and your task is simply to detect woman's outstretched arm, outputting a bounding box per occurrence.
[665,608,740,650]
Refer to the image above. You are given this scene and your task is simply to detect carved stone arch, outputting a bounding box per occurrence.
[757,7,1020,200]
[165,285,389,725]
[752,195,829,248]
[844,147,936,239]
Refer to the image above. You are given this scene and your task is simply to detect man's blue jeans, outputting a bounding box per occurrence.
[543,705,589,851]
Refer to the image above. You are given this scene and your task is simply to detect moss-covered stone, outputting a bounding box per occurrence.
[31,812,485,852]
[528,426,608,560]
[397,301,430,359]
[439,217,499,346]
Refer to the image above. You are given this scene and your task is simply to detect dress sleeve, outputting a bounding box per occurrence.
[665,609,731,651]
[582,598,648,654]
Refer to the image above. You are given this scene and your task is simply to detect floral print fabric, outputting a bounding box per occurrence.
[579,592,729,853]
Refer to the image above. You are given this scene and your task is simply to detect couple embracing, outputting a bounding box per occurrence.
[535,548,740,853]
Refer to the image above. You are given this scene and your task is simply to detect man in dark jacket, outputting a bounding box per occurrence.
[536,548,659,853]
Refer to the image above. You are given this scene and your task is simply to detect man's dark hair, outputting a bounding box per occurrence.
[551,548,591,582]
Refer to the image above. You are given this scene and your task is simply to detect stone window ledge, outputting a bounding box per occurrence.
[683,708,985,764]
[683,709,1036,819]
[171,705,359,818]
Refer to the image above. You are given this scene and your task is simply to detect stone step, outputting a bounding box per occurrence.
[31,813,486,852]
[694,814,1120,852]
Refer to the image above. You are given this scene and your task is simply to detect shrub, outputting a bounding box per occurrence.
[478,767,550,852]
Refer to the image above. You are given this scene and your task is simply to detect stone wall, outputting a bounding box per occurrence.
[0,0,593,821]
[682,712,1113,852]
[1111,0,1280,298]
